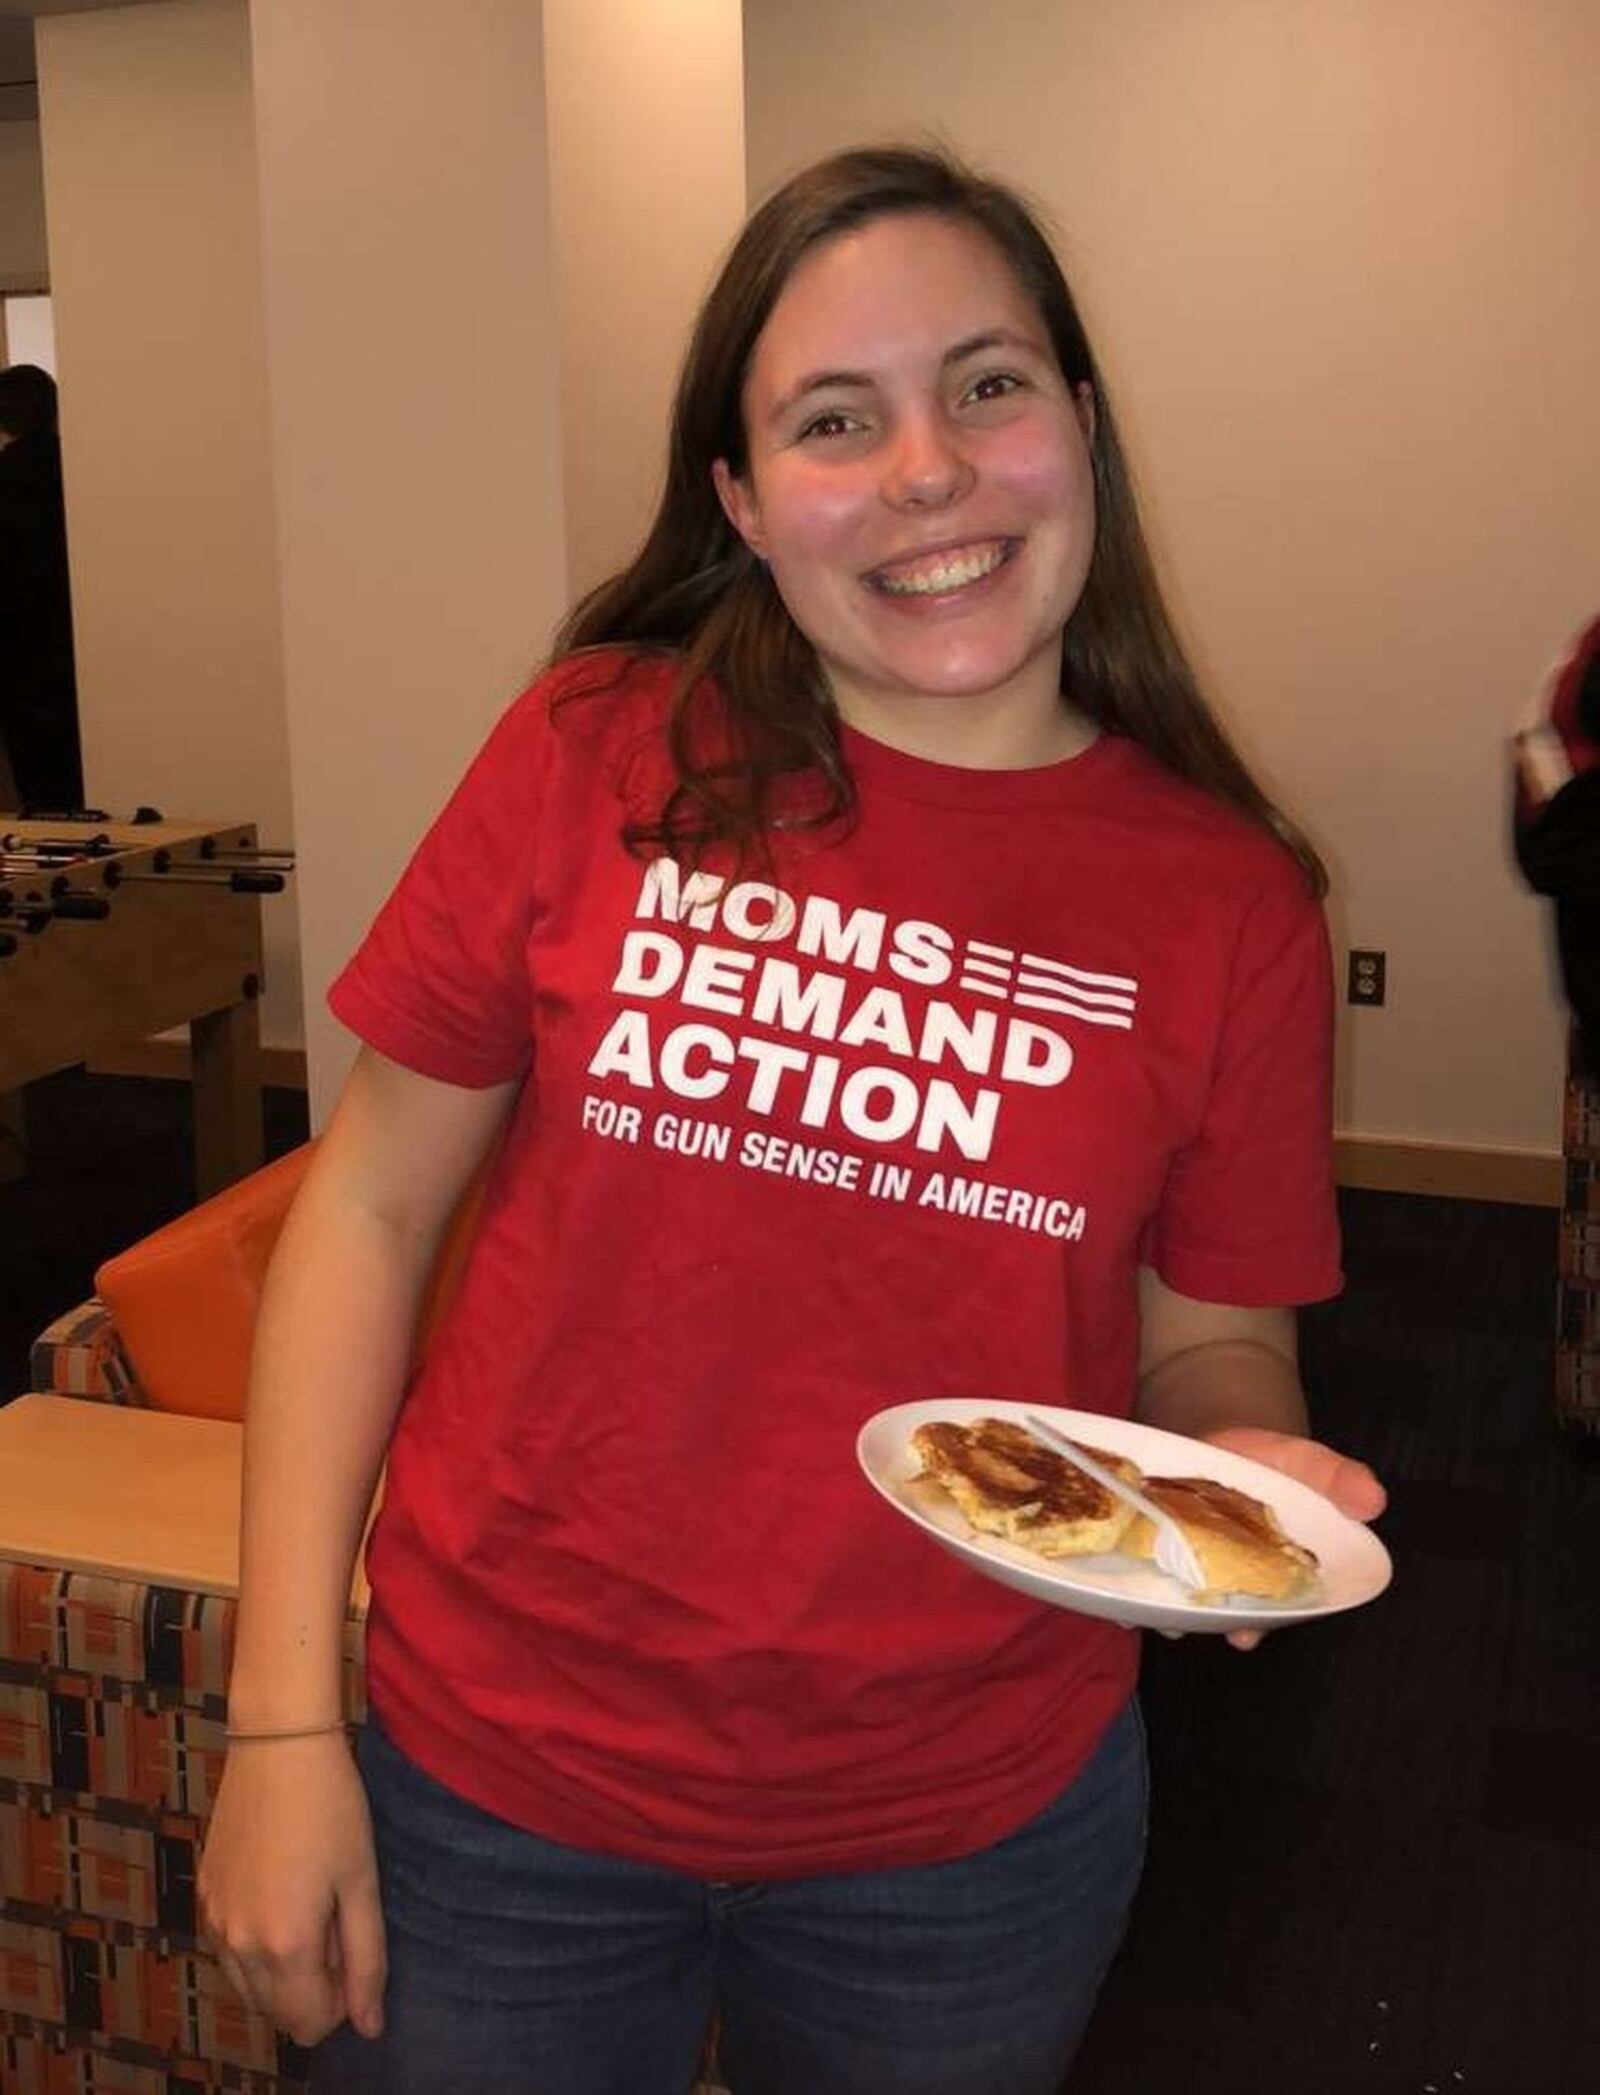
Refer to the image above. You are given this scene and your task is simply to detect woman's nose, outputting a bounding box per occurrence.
[880,412,975,510]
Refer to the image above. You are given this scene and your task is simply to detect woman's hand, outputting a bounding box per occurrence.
[208,1049,513,2046]
[1198,1425,1387,1651]
[198,1734,387,2050]
[1132,1271,1387,1651]
[1202,1424,1386,1523]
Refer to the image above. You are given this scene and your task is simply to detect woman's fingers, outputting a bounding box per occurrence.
[1204,1426,1387,1521]
[204,1911,343,2045]
[206,1930,344,2047]
[1324,1451,1386,1521]
[331,1877,389,2039]
[198,1736,383,2048]
[1278,1439,1386,1520]
[213,1943,267,2020]
[264,1941,348,2050]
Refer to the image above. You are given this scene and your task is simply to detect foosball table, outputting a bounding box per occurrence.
[0,814,292,1198]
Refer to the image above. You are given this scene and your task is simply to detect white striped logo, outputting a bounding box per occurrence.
[956,939,1138,1031]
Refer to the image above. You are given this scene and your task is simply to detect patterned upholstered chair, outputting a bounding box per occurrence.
[1,1152,729,2094]
[0,1419,364,2094]
[2,1147,342,2092]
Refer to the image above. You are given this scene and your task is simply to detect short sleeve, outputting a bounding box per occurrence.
[328,682,553,1088]
[1145,866,1342,1307]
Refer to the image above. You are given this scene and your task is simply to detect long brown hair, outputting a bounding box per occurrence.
[554,145,1325,892]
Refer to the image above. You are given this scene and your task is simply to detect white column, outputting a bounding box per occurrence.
[249,0,570,1116]
[544,0,746,597]
[252,0,746,1115]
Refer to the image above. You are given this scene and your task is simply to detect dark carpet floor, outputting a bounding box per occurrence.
[1,1072,1594,2093]
[1074,1183,1597,2095]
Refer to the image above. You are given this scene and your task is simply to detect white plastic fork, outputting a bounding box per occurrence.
[1023,1414,1207,1592]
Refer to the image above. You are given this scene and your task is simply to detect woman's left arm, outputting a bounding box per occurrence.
[1134,1266,1386,1524]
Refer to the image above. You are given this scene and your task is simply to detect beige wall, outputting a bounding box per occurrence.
[250,0,571,1117]
[33,0,1582,1159]
[745,0,1599,1159]
[35,0,299,1047]
[0,119,48,287]
[544,0,746,599]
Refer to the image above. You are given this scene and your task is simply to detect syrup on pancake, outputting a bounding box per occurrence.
[910,1417,1139,1558]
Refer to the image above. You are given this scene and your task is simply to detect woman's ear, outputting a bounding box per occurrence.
[712,458,767,559]
[1073,382,1097,446]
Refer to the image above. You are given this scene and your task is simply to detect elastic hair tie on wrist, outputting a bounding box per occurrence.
[224,1720,351,1744]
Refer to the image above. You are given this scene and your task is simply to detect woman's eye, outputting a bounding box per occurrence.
[965,371,1024,405]
[797,410,862,441]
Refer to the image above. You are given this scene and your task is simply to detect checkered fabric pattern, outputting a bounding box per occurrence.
[0,1558,350,2087]
[27,1305,137,1410]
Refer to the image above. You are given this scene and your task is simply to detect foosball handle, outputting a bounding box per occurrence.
[51,892,114,921]
[228,870,286,894]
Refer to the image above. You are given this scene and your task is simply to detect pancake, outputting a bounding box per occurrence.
[910,1416,1140,1558]
[1121,1474,1320,1603]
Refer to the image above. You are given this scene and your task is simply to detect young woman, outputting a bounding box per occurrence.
[198,146,1384,2095]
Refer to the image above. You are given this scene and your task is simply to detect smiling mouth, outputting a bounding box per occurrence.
[867,539,1017,598]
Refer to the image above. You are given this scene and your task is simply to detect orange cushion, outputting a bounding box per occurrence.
[94,1143,488,1421]
[95,1146,315,1421]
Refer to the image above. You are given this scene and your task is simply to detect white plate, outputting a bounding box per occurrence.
[857,1399,1392,1634]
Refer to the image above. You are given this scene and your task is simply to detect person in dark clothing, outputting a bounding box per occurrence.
[1513,614,1600,1074]
[0,362,82,812]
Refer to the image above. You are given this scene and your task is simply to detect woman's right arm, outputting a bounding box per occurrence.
[197,1045,517,2050]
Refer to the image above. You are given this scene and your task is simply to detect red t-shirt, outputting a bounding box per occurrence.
[330,649,1341,1877]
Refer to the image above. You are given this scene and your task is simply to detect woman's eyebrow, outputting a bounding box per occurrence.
[768,367,875,423]
[943,327,1048,366]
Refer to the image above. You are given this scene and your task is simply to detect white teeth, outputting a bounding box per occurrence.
[876,543,1009,596]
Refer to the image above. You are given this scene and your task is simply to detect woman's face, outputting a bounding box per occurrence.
[715,210,1097,754]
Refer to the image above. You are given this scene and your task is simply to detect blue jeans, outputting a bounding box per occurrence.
[310,1705,1146,2095]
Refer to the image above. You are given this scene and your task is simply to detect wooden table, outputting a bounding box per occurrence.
[0,1391,368,1611]
[0,815,269,1197]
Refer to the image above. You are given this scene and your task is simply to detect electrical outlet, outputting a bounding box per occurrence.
[1347,948,1386,1007]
